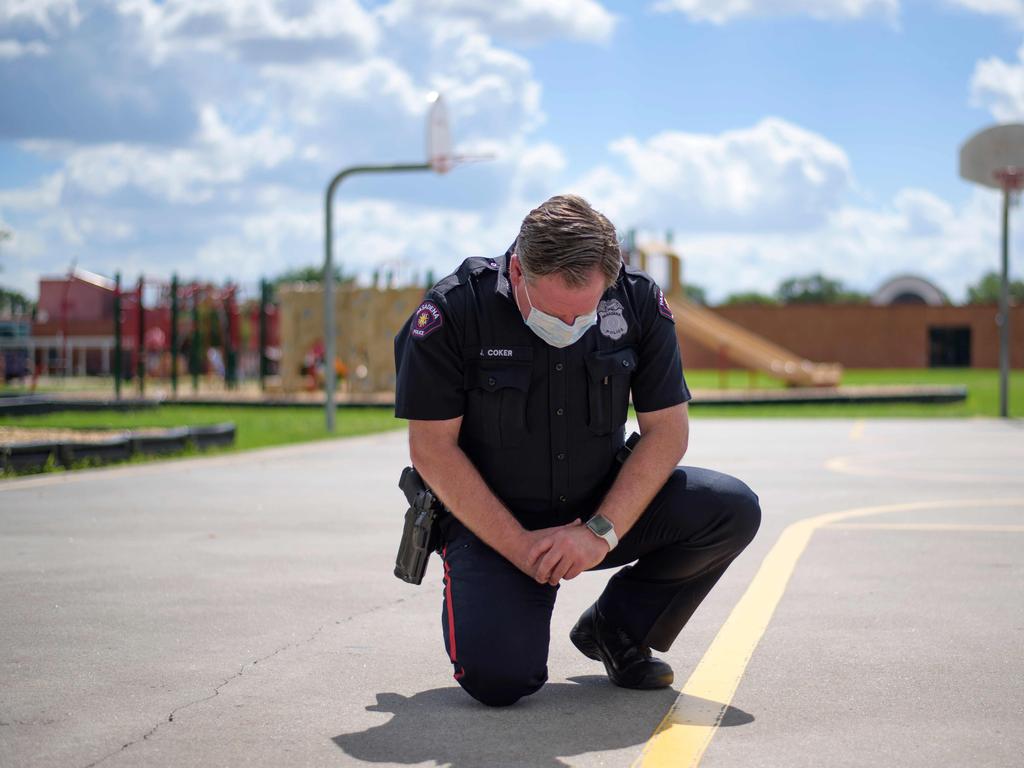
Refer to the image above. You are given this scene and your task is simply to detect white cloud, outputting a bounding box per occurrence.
[61,106,295,203]
[661,187,1018,303]
[429,26,545,140]
[945,0,1024,22]
[261,57,425,125]
[125,0,380,63]
[971,44,1024,121]
[377,0,616,44]
[575,118,852,231]
[650,0,898,24]
[0,172,64,210]
[0,0,80,33]
[0,39,49,58]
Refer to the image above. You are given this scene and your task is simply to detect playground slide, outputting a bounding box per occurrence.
[667,296,843,387]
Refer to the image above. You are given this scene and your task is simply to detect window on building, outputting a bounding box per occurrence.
[929,326,971,367]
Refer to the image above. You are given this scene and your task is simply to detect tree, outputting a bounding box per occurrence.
[683,283,707,305]
[776,273,869,305]
[0,286,34,316]
[720,291,779,306]
[965,271,1024,305]
[271,264,351,287]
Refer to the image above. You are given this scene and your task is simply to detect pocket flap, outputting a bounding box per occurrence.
[584,347,638,381]
[473,364,532,392]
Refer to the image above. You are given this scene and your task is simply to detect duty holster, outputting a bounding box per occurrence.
[393,431,641,585]
[394,466,448,585]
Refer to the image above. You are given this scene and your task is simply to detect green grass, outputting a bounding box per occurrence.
[685,368,1024,418]
[2,369,1020,480]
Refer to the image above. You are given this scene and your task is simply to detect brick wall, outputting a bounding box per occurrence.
[679,304,1024,369]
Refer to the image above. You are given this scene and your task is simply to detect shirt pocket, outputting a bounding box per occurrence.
[465,361,533,448]
[583,347,637,435]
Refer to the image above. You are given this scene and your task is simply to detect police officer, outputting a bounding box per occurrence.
[394,194,760,707]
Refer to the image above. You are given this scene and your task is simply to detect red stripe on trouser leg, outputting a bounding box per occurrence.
[442,547,464,680]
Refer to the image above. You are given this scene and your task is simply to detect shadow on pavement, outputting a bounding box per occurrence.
[333,675,753,767]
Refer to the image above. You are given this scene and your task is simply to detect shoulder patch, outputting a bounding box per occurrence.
[410,301,444,339]
[656,289,674,321]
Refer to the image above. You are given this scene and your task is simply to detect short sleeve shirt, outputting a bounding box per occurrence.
[394,246,691,529]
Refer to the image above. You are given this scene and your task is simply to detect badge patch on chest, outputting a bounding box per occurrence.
[410,301,443,339]
[656,289,674,321]
[598,299,628,340]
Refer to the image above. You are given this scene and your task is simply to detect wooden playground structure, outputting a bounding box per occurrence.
[275,243,842,396]
[633,242,843,387]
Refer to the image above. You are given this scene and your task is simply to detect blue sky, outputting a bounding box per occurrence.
[1,0,1022,304]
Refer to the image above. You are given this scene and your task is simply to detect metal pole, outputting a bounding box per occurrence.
[259,279,269,392]
[225,284,237,390]
[171,274,179,398]
[113,272,122,400]
[999,187,1011,418]
[136,276,145,397]
[191,288,200,394]
[324,162,431,432]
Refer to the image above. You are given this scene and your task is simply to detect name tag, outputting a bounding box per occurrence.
[477,346,533,363]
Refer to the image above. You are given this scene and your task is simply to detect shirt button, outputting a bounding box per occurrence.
[556,408,564,416]
[557,452,565,461]
[555,363,564,371]
[559,495,567,503]
[487,376,496,386]
[622,360,630,368]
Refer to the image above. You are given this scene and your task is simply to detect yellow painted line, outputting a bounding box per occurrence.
[828,522,1024,533]
[632,497,1024,768]
[849,420,865,440]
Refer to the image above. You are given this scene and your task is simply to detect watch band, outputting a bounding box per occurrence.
[585,514,618,551]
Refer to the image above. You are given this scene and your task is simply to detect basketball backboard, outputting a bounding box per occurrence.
[960,123,1024,190]
[427,93,453,174]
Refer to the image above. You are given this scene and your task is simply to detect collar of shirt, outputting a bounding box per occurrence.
[494,241,516,303]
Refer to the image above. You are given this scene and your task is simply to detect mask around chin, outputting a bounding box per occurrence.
[519,279,597,348]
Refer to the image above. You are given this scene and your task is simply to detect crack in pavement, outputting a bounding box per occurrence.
[0,718,60,726]
[78,595,419,768]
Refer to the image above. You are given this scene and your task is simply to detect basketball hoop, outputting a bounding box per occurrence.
[426,92,495,174]
[994,167,1023,190]
[959,123,1024,418]
[427,93,453,174]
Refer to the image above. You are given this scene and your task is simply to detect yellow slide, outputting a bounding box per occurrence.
[667,295,843,387]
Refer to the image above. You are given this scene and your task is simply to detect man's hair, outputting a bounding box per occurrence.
[515,194,621,289]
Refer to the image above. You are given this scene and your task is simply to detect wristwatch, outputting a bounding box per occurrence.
[585,514,618,551]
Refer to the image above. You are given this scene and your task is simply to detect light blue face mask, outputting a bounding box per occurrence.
[518,278,597,349]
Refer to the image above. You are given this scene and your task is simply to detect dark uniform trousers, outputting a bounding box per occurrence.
[439,464,762,707]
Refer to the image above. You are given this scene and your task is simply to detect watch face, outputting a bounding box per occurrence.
[588,516,613,536]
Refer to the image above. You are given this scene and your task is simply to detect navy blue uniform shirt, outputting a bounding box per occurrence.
[394,246,691,529]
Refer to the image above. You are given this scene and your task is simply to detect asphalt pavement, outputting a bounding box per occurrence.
[1,418,1022,768]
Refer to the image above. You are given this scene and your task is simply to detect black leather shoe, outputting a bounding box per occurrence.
[570,603,674,689]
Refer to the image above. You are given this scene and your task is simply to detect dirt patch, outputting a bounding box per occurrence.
[0,427,173,445]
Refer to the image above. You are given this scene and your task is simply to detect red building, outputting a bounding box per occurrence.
[29,268,279,379]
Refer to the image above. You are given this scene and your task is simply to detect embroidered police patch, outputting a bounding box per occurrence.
[657,289,674,321]
[410,301,443,339]
[598,299,628,340]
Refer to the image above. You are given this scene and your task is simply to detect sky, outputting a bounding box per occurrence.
[1,0,1023,304]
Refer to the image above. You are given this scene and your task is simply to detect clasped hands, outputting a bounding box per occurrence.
[515,519,610,586]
